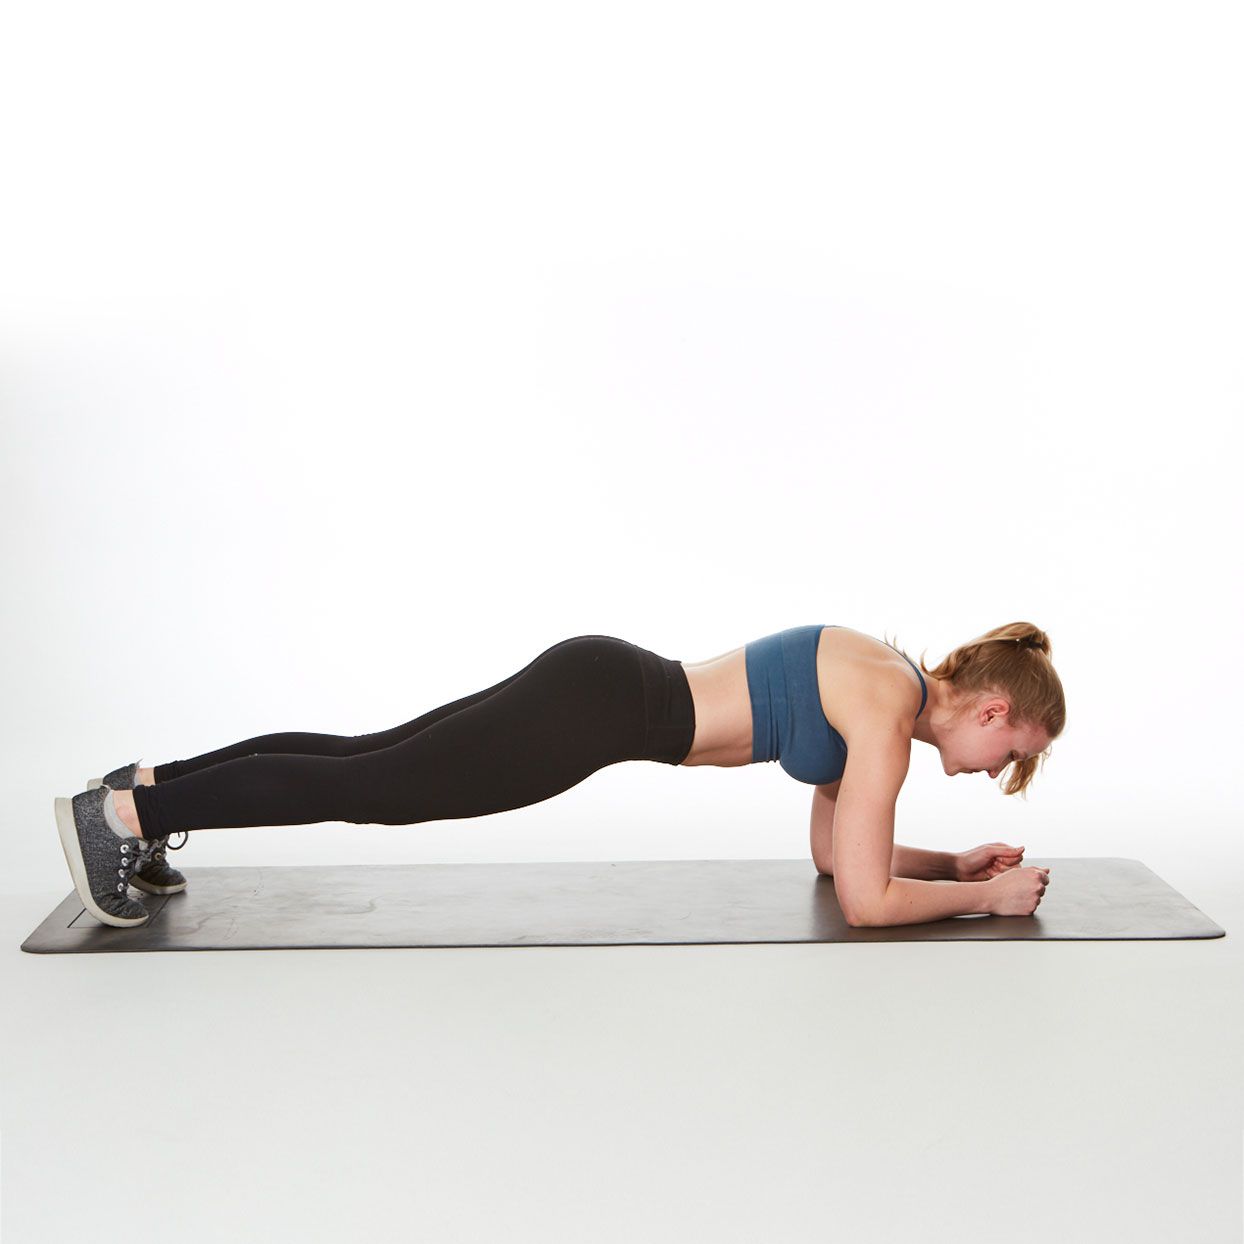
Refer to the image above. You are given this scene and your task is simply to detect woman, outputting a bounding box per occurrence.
[55,622,1065,930]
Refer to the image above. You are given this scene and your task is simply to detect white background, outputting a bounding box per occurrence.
[2,2,1241,1242]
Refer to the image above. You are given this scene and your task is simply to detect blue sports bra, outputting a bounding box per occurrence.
[744,624,928,786]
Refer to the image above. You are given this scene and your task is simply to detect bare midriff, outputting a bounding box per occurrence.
[678,626,926,768]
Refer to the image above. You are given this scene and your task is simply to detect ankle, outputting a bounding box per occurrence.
[110,788,145,838]
[137,766,155,786]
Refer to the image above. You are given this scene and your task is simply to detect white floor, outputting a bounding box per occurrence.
[2,871,1240,1244]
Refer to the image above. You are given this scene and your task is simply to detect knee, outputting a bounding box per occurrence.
[327,757,422,827]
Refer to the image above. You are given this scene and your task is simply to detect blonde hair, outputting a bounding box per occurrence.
[882,622,1066,799]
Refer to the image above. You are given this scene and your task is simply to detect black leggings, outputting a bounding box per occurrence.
[130,635,696,841]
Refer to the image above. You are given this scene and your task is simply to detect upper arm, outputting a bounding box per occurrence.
[810,779,841,874]
[831,721,912,925]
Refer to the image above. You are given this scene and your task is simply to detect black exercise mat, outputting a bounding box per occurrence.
[20,857,1224,953]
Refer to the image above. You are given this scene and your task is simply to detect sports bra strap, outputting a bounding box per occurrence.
[898,652,928,719]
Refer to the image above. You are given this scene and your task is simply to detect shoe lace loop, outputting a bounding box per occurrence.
[115,840,147,890]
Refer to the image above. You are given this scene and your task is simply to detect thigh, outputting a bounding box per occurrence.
[347,635,647,824]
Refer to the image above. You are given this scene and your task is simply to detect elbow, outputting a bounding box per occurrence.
[840,887,889,928]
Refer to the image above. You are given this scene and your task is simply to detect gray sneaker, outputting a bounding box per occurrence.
[89,760,141,792]
[54,788,152,927]
[87,760,189,894]
[127,836,187,896]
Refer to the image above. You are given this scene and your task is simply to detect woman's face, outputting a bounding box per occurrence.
[945,697,1051,778]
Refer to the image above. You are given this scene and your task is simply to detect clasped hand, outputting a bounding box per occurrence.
[954,842,1026,882]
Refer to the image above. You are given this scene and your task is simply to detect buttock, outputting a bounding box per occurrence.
[501,635,695,767]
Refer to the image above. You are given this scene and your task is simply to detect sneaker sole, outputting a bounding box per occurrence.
[53,796,149,928]
[129,872,186,896]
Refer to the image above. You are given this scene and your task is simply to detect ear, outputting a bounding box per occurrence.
[981,695,1013,723]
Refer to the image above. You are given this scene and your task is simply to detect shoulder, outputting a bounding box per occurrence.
[818,628,922,743]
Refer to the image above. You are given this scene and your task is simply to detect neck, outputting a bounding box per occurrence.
[911,675,956,750]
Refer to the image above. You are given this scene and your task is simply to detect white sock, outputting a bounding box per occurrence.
[102,788,138,839]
